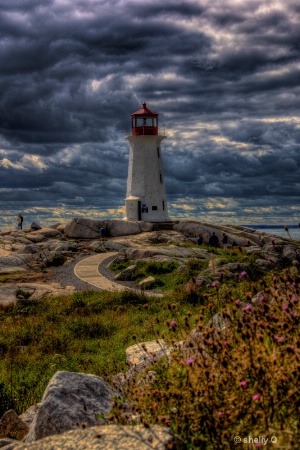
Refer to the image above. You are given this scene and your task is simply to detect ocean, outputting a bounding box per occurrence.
[243,225,300,242]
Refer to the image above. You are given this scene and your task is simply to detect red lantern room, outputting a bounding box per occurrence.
[131,102,158,136]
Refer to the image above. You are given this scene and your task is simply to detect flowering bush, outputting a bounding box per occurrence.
[111,271,300,448]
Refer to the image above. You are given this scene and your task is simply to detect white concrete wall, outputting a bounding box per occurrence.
[125,135,170,222]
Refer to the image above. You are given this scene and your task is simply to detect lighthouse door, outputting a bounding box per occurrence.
[138,201,142,221]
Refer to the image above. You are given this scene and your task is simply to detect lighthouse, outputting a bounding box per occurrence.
[124,102,170,222]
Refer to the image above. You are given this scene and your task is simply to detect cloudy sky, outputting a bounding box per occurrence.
[0,0,300,228]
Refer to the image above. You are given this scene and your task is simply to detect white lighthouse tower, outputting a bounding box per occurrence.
[124,102,170,222]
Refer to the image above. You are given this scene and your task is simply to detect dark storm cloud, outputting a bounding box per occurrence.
[0,0,300,224]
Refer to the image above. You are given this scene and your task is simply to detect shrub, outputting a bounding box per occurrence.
[48,254,66,266]
[0,381,14,416]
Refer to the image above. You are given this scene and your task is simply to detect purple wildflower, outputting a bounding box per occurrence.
[171,320,177,328]
[240,271,247,277]
[164,419,170,425]
[252,394,260,401]
[217,411,224,417]
[259,296,265,302]
[293,313,298,318]
[244,304,252,311]
[288,345,295,350]
[291,295,297,302]
[235,299,241,305]
[283,305,289,311]
[240,381,247,388]
[223,341,229,346]
[211,281,218,288]
[186,358,194,366]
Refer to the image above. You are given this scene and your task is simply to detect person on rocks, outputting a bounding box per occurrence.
[208,232,219,248]
[17,213,24,230]
[100,224,107,240]
[222,232,228,250]
[197,233,203,246]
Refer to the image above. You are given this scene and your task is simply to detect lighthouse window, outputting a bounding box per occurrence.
[157,147,160,157]
[145,118,153,126]
[162,201,165,210]
[152,206,158,210]
[136,118,144,126]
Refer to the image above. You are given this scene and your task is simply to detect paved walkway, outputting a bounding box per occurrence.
[74,252,163,296]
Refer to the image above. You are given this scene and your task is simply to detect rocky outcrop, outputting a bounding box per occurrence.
[138,276,156,289]
[114,265,137,281]
[64,218,102,239]
[2,425,179,449]
[25,371,115,443]
[0,283,75,307]
[0,410,29,441]
[30,222,41,231]
[64,219,153,239]
[0,438,17,449]
[126,340,169,372]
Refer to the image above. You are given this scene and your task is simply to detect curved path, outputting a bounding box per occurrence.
[74,252,163,297]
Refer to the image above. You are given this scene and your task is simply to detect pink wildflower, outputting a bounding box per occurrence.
[223,341,229,346]
[217,411,224,417]
[186,358,194,366]
[283,305,289,311]
[211,281,218,288]
[252,394,260,401]
[240,271,247,277]
[291,295,297,302]
[240,381,247,388]
[171,320,177,328]
[244,304,252,311]
[293,313,298,318]
[288,345,295,350]
[235,299,241,305]
[259,296,265,302]
[164,419,170,425]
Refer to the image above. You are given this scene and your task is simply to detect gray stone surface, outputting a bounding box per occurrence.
[138,276,156,289]
[114,265,137,281]
[2,425,179,449]
[64,218,102,239]
[0,438,18,449]
[126,340,169,371]
[25,371,114,443]
[0,410,29,441]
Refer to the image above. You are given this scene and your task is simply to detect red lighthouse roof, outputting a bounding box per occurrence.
[131,102,158,117]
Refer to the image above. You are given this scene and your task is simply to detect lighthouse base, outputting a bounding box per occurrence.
[125,196,170,223]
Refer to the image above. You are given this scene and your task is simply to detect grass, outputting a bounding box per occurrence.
[110,258,209,291]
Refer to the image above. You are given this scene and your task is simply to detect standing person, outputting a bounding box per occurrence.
[197,233,203,246]
[222,232,228,250]
[17,213,24,230]
[208,232,219,248]
[100,224,106,240]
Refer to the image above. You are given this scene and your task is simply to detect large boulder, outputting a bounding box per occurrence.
[64,218,152,239]
[105,220,142,237]
[4,425,179,449]
[16,244,40,255]
[114,265,137,281]
[25,371,114,443]
[64,219,102,239]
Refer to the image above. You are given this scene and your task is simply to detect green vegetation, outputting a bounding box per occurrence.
[0,244,299,448]
[110,258,208,291]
